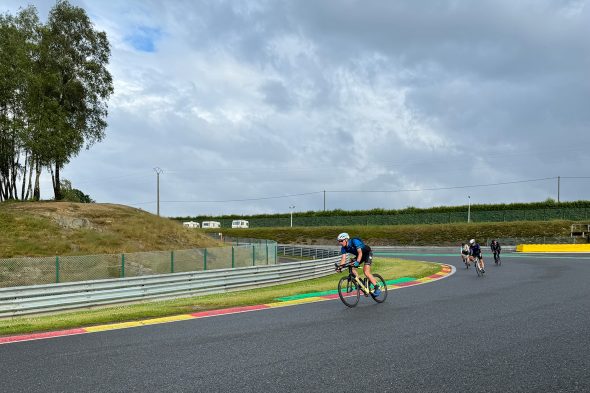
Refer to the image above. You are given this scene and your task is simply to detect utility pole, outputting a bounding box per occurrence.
[154,167,163,216]
[467,195,471,223]
[289,205,295,227]
[323,190,326,211]
[557,176,560,203]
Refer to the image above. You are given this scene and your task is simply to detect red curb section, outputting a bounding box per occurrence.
[0,328,87,344]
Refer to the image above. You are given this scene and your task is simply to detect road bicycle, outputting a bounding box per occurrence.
[462,254,471,269]
[473,256,484,277]
[493,252,502,266]
[335,262,387,307]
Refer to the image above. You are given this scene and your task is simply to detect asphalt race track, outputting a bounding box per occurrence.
[1,252,589,392]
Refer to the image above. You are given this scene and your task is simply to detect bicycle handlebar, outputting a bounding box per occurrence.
[334,262,357,270]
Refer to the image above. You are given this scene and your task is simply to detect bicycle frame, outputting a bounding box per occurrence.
[345,265,372,295]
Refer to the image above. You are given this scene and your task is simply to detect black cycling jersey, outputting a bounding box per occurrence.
[491,242,501,253]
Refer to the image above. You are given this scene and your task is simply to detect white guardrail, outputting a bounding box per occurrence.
[0,250,340,317]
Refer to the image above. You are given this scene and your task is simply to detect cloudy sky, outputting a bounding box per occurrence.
[3,0,590,217]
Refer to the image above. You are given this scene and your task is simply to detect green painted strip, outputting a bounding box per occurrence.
[375,252,590,259]
[276,277,418,301]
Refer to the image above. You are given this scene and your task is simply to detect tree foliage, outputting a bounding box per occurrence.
[60,179,94,203]
[0,1,113,202]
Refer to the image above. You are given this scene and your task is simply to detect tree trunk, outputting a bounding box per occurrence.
[25,155,34,200]
[53,161,62,200]
[33,160,41,201]
[21,151,29,200]
[9,140,18,199]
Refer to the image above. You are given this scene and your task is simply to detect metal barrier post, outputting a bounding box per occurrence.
[55,256,60,283]
[171,251,175,273]
[252,245,256,266]
[204,248,207,270]
[121,254,125,278]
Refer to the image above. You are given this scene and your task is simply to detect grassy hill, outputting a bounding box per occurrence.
[0,201,582,259]
[213,220,579,246]
[0,201,220,258]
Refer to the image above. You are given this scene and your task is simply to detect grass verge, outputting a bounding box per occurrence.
[0,258,440,336]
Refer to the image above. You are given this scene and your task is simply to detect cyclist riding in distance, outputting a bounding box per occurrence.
[461,242,470,267]
[490,239,501,261]
[336,232,381,296]
[469,238,485,273]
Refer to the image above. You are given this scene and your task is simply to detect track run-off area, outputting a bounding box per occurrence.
[1,251,589,392]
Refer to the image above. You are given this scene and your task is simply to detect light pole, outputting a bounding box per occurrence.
[289,205,295,227]
[154,167,163,216]
[467,195,471,223]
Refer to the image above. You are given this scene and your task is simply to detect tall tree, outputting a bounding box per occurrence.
[36,0,113,200]
[0,7,39,201]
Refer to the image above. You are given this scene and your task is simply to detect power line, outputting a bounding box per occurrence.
[327,177,557,193]
[127,176,571,206]
[161,191,323,203]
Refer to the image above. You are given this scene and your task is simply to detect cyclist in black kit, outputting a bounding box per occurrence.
[490,239,501,264]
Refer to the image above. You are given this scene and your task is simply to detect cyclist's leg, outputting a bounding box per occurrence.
[362,252,378,286]
[363,264,377,286]
[479,254,485,270]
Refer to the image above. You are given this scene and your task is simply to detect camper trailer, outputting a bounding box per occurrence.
[201,221,221,229]
[182,221,200,228]
[231,220,249,228]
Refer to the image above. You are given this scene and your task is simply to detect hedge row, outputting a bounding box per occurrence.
[175,206,590,228]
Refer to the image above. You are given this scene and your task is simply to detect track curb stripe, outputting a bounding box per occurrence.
[1,263,454,345]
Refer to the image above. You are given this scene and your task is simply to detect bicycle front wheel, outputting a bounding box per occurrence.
[475,258,482,277]
[338,276,360,307]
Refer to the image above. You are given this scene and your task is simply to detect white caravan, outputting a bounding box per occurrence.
[182,221,200,228]
[231,220,249,228]
[201,221,221,229]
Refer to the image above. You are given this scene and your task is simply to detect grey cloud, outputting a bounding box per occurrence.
[4,0,589,216]
[259,80,294,111]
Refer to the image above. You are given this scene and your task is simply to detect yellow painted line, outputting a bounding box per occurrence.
[265,297,326,308]
[416,277,433,282]
[84,314,195,332]
[85,321,144,332]
[139,315,194,325]
[517,244,590,253]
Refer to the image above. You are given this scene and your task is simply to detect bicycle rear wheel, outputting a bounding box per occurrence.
[370,274,388,303]
[338,276,360,307]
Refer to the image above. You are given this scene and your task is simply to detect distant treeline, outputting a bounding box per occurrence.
[173,200,590,228]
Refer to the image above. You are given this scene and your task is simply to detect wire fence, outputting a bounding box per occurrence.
[191,207,590,228]
[0,241,278,288]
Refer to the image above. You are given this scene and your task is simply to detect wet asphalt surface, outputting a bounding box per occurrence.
[1,251,589,392]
